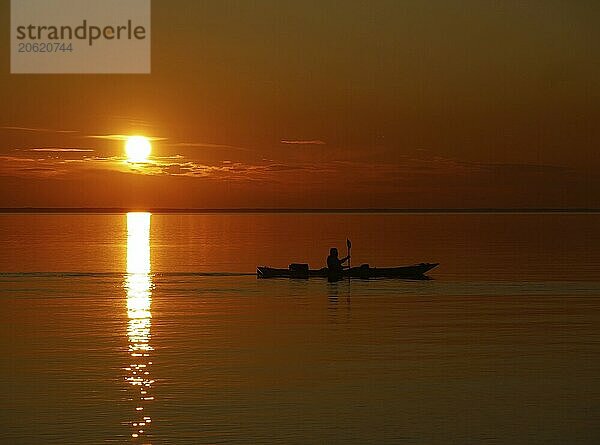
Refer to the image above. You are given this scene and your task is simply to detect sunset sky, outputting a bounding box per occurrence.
[1,0,599,208]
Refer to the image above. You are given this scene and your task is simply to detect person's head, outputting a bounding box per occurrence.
[329,247,338,257]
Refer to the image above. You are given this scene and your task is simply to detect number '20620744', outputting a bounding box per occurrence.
[18,42,73,53]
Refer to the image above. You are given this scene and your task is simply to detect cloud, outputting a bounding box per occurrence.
[1,145,590,207]
[170,142,251,152]
[27,147,94,153]
[86,134,167,141]
[0,125,77,134]
[280,139,326,145]
[481,162,570,174]
[0,155,69,177]
[17,167,58,173]
[263,164,304,172]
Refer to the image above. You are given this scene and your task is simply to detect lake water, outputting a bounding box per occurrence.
[0,213,599,444]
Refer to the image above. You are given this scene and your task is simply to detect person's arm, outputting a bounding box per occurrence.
[341,255,351,264]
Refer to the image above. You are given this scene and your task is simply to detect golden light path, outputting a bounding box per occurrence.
[124,212,154,440]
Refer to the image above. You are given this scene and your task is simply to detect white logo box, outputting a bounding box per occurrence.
[11,0,151,74]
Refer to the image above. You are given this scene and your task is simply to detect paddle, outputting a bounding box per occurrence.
[346,238,352,285]
[346,238,352,269]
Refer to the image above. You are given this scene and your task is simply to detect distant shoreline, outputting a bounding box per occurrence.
[1,208,599,214]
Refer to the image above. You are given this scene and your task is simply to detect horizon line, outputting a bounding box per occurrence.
[0,207,599,214]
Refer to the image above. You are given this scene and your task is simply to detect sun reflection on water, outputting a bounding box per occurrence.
[124,212,154,441]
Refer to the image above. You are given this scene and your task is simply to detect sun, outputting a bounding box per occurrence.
[125,136,152,163]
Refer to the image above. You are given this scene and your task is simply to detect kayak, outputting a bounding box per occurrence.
[257,263,438,279]
[256,263,439,279]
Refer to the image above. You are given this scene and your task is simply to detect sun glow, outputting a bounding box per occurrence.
[125,136,152,163]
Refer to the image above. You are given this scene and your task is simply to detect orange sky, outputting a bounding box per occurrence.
[1,1,599,208]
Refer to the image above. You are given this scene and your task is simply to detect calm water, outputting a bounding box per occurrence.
[1,213,599,444]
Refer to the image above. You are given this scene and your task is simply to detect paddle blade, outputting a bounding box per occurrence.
[346,238,352,249]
